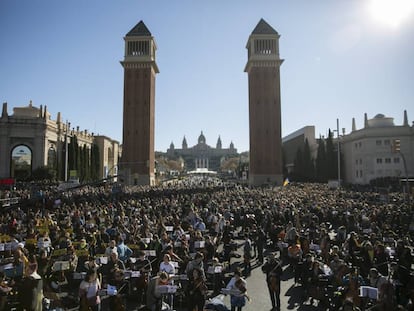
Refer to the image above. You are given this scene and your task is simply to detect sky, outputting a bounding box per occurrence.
[1,0,414,153]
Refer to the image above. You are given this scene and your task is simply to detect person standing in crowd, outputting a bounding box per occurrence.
[0,271,13,311]
[105,240,118,257]
[159,254,175,275]
[19,261,43,311]
[116,238,133,263]
[243,235,252,277]
[262,256,282,311]
[131,250,152,306]
[146,271,169,311]
[186,267,207,311]
[256,229,266,264]
[186,252,206,280]
[226,268,249,311]
[79,270,101,311]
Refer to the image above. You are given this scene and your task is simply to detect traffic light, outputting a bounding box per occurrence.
[392,139,401,153]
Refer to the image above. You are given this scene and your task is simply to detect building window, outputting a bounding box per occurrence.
[355,160,358,165]
[394,157,400,164]
[376,158,382,164]
[359,142,362,148]
[356,171,358,177]
[360,170,363,177]
[385,158,391,164]
[384,139,390,145]
[359,159,362,165]
[355,143,358,149]
[376,140,382,146]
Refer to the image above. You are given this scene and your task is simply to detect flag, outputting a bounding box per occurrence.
[283,178,290,187]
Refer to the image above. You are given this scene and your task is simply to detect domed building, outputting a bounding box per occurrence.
[341,111,414,185]
[166,131,237,171]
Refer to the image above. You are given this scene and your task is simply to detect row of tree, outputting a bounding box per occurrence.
[65,135,101,182]
[290,129,341,182]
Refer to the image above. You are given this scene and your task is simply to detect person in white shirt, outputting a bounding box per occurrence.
[79,270,101,311]
[104,240,118,257]
[226,268,248,311]
[159,254,175,275]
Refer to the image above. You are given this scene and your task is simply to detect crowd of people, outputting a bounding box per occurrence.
[0,176,413,311]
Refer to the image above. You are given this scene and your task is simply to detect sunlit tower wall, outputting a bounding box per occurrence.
[245,19,284,186]
[121,21,159,185]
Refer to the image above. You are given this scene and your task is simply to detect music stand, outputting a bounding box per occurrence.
[157,285,178,311]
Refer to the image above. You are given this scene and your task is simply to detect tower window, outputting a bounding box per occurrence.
[128,40,149,56]
[254,39,276,55]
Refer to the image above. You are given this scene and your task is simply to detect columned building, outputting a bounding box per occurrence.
[245,19,284,186]
[121,21,159,186]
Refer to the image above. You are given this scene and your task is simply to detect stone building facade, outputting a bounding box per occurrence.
[341,111,414,185]
[166,132,237,172]
[0,101,118,181]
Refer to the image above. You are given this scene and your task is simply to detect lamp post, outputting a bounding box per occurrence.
[393,139,410,203]
[333,119,341,188]
[337,118,341,188]
[64,120,70,182]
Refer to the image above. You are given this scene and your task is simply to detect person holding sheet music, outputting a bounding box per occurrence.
[79,270,101,311]
[225,268,248,311]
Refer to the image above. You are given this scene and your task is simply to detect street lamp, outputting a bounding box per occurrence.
[333,118,341,188]
[392,139,410,202]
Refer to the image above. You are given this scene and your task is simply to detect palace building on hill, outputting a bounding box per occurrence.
[166,131,237,172]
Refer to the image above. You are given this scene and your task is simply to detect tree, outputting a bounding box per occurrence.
[316,137,327,182]
[303,138,315,181]
[90,143,100,181]
[293,147,304,181]
[31,166,54,180]
[326,129,337,180]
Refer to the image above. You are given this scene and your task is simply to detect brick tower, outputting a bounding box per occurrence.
[245,19,283,186]
[121,21,159,185]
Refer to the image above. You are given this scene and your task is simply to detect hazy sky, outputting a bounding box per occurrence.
[1,0,413,152]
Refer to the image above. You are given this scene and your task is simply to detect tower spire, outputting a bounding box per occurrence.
[404,110,408,126]
[352,117,356,131]
[364,113,368,128]
[1,102,8,118]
